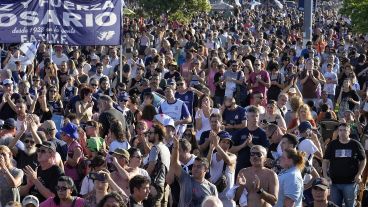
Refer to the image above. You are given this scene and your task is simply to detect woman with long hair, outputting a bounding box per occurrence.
[287,104,317,133]
[0,146,23,206]
[284,96,303,126]
[39,176,85,207]
[195,94,220,141]
[336,79,360,118]
[207,57,221,96]
[276,148,305,207]
[182,128,200,156]
[126,148,149,179]
[84,171,127,207]
[107,121,130,152]
[75,87,94,124]
[44,63,59,87]
[47,85,64,116]
[260,100,287,132]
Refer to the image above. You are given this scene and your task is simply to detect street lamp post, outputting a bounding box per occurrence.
[303,0,313,46]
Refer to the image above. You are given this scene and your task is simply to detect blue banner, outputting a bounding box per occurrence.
[0,0,122,45]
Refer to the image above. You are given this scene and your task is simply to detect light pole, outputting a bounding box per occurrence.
[303,0,313,46]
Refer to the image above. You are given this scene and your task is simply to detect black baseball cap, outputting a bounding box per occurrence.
[36,141,56,152]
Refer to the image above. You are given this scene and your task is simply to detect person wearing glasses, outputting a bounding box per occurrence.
[222,60,244,98]
[20,141,64,202]
[0,145,24,206]
[39,176,85,207]
[249,59,271,104]
[145,124,171,207]
[233,145,278,207]
[46,85,64,116]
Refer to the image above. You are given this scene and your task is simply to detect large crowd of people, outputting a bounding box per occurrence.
[0,0,368,207]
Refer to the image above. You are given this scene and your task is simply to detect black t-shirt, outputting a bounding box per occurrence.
[214,72,225,97]
[29,165,64,202]
[163,71,181,81]
[15,150,38,184]
[129,196,144,207]
[99,108,127,138]
[311,201,339,207]
[324,139,365,184]
[232,127,270,174]
[0,93,21,120]
[341,90,360,111]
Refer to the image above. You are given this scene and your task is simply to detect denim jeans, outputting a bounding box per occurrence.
[330,183,358,207]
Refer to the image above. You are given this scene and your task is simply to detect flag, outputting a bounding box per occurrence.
[19,42,39,65]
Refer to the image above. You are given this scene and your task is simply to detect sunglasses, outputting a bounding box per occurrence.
[91,84,98,87]
[254,64,261,66]
[56,186,70,192]
[24,140,35,144]
[250,151,263,157]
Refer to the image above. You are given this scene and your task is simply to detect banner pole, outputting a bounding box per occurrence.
[120,0,124,83]
[120,45,123,83]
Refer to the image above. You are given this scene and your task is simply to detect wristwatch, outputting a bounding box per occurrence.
[257,188,265,194]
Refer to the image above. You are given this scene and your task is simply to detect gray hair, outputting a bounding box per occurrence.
[201,196,223,207]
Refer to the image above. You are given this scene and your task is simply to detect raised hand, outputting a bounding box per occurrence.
[237,172,247,187]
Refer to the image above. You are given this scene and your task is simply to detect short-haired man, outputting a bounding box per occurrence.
[235,145,278,207]
[230,105,269,175]
[311,178,339,207]
[159,86,192,135]
[98,95,127,137]
[129,175,151,207]
[169,135,217,207]
[323,123,366,207]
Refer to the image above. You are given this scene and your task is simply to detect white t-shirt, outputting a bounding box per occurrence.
[109,140,130,152]
[52,54,69,66]
[80,175,95,195]
[323,71,337,95]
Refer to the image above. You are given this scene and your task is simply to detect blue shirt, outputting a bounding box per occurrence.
[222,106,247,135]
[276,166,303,207]
[175,91,197,119]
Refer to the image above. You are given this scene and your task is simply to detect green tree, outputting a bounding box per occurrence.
[138,0,211,23]
[340,0,368,33]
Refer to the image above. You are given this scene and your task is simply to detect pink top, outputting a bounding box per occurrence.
[249,70,270,96]
[65,140,83,181]
[207,68,217,95]
[40,197,85,207]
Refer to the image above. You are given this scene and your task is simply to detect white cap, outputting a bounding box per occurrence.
[2,79,13,85]
[22,195,39,207]
[164,118,175,128]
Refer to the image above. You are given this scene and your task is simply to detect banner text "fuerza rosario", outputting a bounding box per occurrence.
[0,0,117,27]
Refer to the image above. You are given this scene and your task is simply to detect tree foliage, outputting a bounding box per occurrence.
[137,0,211,23]
[340,0,368,34]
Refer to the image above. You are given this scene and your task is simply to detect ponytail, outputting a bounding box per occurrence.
[284,148,306,171]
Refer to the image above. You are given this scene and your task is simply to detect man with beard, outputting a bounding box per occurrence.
[145,124,171,207]
[91,63,109,82]
[98,95,127,138]
[8,116,42,183]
